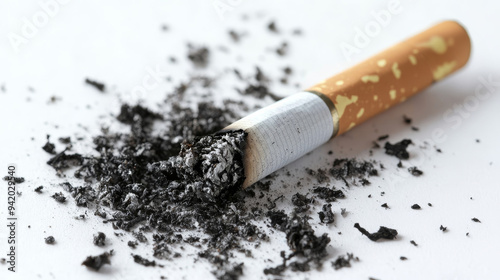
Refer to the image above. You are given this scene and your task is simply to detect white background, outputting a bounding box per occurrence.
[0,0,499,279]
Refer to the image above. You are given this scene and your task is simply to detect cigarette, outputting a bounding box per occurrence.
[225,20,471,188]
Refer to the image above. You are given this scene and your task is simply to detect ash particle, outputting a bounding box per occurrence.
[378,135,389,141]
[384,139,412,159]
[267,21,278,33]
[42,135,56,154]
[132,254,156,267]
[332,253,358,270]
[354,223,398,241]
[318,204,334,224]
[93,232,106,246]
[51,192,66,203]
[408,167,423,176]
[187,45,209,67]
[3,176,25,184]
[85,78,106,92]
[45,236,55,244]
[82,252,112,271]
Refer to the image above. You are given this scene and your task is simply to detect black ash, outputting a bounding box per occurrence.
[51,192,66,203]
[332,253,359,270]
[45,236,56,244]
[3,176,25,184]
[85,78,106,92]
[187,45,210,68]
[82,252,112,271]
[354,223,398,241]
[384,139,412,160]
[93,232,106,246]
[42,135,56,154]
[408,167,423,177]
[318,204,335,224]
[132,254,157,267]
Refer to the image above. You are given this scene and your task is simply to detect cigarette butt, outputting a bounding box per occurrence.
[225,21,471,188]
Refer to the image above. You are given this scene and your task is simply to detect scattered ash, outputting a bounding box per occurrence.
[354,223,398,241]
[440,225,448,232]
[377,135,389,141]
[330,158,378,187]
[85,78,106,92]
[276,42,289,56]
[132,254,157,267]
[384,139,412,160]
[291,193,313,213]
[237,67,281,101]
[341,208,347,217]
[400,256,408,261]
[408,167,423,176]
[44,85,260,277]
[411,204,421,210]
[265,212,330,274]
[472,218,481,223]
[403,115,412,124]
[187,45,210,67]
[228,30,244,43]
[59,137,72,144]
[3,176,25,184]
[381,203,389,209]
[42,135,56,154]
[128,240,138,248]
[51,192,66,203]
[82,251,112,271]
[45,236,56,244]
[332,253,359,270]
[306,168,330,184]
[267,21,279,33]
[93,232,106,246]
[312,186,344,202]
[318,204,335,224]
[34,186,44,193]
[47,150,84,173]
[410,240,418,247]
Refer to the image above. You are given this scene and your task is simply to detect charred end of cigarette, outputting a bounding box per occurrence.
[150,129,248,203]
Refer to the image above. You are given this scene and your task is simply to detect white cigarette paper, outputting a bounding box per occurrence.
[225,91,334,188]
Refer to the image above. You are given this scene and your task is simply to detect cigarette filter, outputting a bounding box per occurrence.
[225,20,471,188]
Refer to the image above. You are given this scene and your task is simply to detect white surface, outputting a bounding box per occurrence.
[0,0,500,280]
[226,92,334,187]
